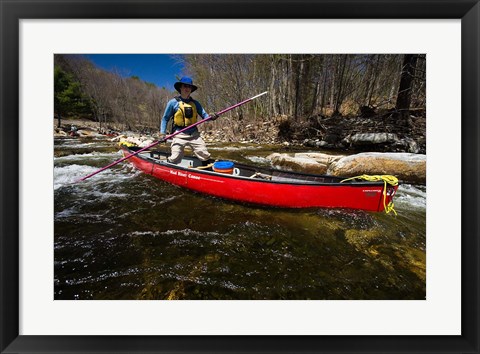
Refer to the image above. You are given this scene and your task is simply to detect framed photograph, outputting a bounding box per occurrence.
[1,0,478,353]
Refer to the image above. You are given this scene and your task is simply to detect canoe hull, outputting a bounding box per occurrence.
[122,147,397,212]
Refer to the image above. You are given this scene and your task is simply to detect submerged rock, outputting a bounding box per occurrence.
[345,229,384,250]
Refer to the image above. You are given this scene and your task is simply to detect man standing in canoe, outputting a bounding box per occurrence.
[160,76,218,164]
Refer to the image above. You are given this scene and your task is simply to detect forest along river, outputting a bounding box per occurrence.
[54,137,426,300]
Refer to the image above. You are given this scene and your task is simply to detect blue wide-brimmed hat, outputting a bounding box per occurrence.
[174,76,198,93]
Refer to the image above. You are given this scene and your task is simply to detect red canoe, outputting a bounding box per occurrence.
[121,145,398,212]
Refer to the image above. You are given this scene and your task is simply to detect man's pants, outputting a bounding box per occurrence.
[168,131,211,164]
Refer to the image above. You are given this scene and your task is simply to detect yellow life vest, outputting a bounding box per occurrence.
[173,98,198,127]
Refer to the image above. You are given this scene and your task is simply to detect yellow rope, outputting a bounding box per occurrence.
[341,175,398,215]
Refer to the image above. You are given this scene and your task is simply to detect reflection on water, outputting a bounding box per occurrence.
[54,137,426,300]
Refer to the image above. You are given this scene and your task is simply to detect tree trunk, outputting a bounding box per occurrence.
[395,54,418,126]
[294,59,303,120]
[367,55,381,106]
[57,113,62,129]
[333,55,347,115]
[270,56,278,117]
[311,81,320,116]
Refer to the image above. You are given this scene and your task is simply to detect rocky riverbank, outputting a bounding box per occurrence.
[54,118,106,138]
[55,111,426,153]
[278,111,426,155]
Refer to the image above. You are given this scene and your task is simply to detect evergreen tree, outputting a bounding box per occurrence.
[54,66,91,127]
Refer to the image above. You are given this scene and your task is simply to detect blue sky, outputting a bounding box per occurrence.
[83,54,185,90]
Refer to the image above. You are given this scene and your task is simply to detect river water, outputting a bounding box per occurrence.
[54,137,426,300]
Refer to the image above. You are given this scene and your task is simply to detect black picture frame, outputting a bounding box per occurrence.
[1,1,478,353]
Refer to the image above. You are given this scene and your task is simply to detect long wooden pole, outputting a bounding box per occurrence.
[77,91,268,182]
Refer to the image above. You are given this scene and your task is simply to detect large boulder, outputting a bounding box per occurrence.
[327,152,426,184]
[267,152,344,175]
[267,152,426,184]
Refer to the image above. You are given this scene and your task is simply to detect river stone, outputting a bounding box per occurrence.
[350,133,400,145]
[328,152,426,184]
[77,129,102,138]
[118,135,154,147]
[138,139,154,147]
[54,130,68,137]
[267,152,344,174]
